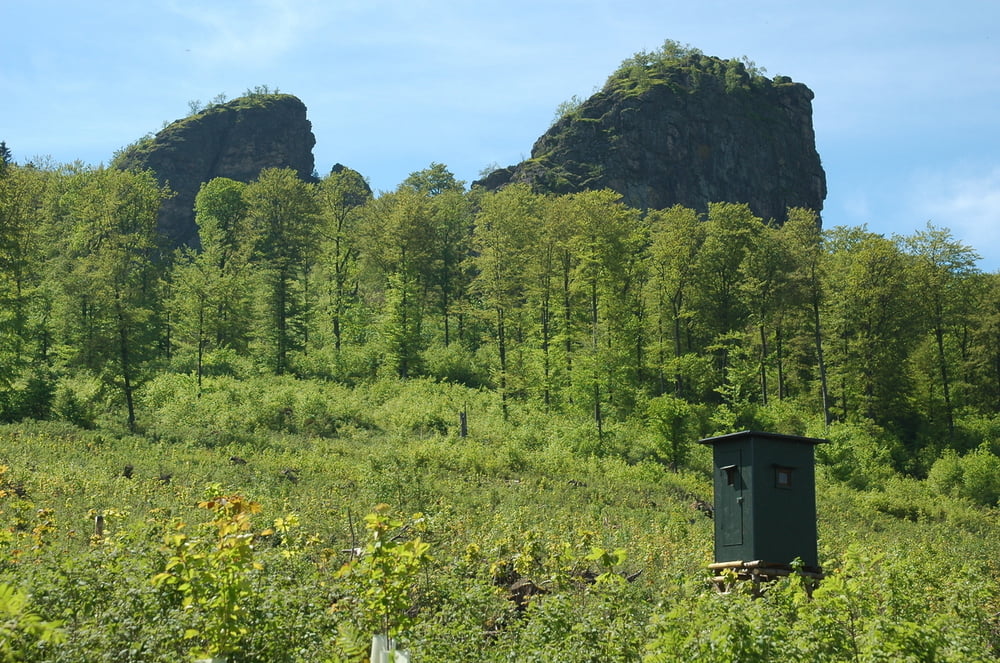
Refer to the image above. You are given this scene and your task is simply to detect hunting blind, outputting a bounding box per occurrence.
[700,430,826,590]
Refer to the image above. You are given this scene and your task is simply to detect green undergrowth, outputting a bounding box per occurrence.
[1,377,999,661]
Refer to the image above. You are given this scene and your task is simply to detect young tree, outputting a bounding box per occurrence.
[168,178,256,389]
[399,163,471,348]
[824,227,919,443]
[315,166,371,354]
[901,223,980,441]
[538,194,585,406]
[400,161,464,197]
[781,208,831,423]
[169,248,214,391]
[471,184,541,416]
[0,142,12,176]
[568,189,648,428]
[194,177,254,350]
[0,159,47,371]
[646,205,705,397]
[424,188,472,347]
[739,221,797,405]
[243,168,321,374]
[524,195,568,408]
[970,273,1000,412]
[360,188,435,378]
[689,203,762,402]
[60,168,169,430]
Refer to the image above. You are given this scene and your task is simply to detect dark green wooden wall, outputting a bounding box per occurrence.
[701,431,825,569]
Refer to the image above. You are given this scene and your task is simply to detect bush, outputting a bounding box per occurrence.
[958,446,1000,506]
[139,373,377,444]
[814,422,896,490]
[928,450,964,498]
[0,582,65,659]
[421,342,488,388]
[51,373,103,429]
[928,445,1000,507]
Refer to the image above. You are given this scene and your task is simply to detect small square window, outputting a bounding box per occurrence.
[721,464,738,486]
[775,466,793,488]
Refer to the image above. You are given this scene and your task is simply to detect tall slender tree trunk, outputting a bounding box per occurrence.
[562,257,573,398]
[496,306,508,420]
[442,289,451,347]
[672,290,684,396]
[276,269,288,374]
[590,276,602,438]
[116,304,136,432]
[934,320,955,439]
[813,291,832,426]
[775,323,786,400]
[540,293,551,409]
[196,300,205,394]
[759,323,769,406]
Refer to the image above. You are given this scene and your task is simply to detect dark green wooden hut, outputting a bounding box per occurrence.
[700,430,826,571]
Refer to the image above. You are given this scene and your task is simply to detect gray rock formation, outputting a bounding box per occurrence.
[116,94,316,247]
[477,53,826,221]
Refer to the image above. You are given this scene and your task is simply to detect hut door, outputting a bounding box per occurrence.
[718,449,744,546]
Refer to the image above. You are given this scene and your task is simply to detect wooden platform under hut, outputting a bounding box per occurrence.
[709,560,824,596]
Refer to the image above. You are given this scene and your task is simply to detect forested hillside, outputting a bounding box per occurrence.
[2,146,996,476]
[2,137,1000,660]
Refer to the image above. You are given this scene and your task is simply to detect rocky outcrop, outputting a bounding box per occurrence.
[477,52,826,221]
[117,94,316,247]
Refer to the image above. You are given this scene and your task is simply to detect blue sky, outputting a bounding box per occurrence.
[4,1,999,268]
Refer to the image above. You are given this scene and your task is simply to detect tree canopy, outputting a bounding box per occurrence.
[0,157,996,473]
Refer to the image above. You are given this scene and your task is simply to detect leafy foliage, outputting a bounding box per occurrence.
[0,582,64,661]
[3,150,1000,660]
[606,39,769,96]
[151,492,266,659]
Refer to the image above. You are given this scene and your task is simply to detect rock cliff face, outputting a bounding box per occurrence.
[117,94,316,247]
[478,53,826,221]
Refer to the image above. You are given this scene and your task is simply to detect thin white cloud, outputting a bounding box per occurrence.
[164,0,324,66]
[910,166,1000,269]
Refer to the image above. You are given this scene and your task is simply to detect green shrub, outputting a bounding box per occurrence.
[928,449,964,498]
[814,422,896,490]
[421,342,487,388]
[928,444,1000,506]
[51,373,103,429]
[0,582,65,660]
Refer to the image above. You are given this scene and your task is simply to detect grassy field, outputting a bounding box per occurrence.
[2,376,999,661]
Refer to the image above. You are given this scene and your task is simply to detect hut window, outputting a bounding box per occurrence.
[775,466,794,489]
[721,464,738,486]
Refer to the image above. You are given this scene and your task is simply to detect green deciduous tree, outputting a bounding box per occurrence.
[244,168,321,374]
[315,166,371,356]
[360,188,437,378]
[399,163,471,349]
[781,208,831,423]
[536,194,585,407]
[58,167,169,430]
[969,273,1000,412]
[901,223,980,443]
[690,203,762,404]
[825,227,920,452]
[740,221,797,406]
[471,184,541,416]
[567,189,648,428]
[0,160,48,385]
[169,178,255,389]
[646,205,705,397]
[424,187,473,348]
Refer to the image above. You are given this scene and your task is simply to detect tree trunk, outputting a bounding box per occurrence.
[813,290,832,426]
[117,304,137,432]
[759,323,769,406]
[934,320,955,439]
